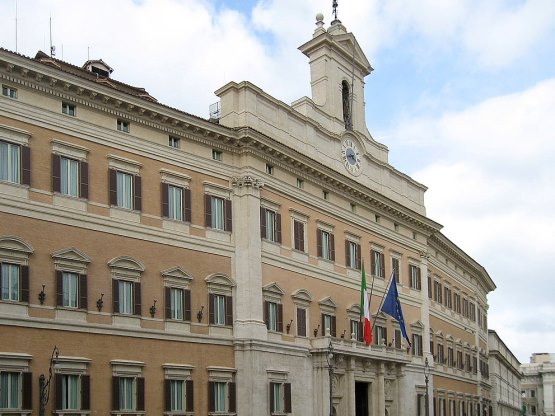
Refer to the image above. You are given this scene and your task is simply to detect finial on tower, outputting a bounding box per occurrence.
[332,0,338,20]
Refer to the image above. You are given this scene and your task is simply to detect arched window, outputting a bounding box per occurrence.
[342,81,352,130]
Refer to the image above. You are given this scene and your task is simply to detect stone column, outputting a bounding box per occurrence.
[378,362,386,416]
[346,357,356,416]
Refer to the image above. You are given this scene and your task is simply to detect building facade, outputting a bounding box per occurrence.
[488,330,522,416]
[0,15,495,416]
[521,353,555,416]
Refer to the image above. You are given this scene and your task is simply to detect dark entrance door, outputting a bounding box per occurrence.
[355,382,369,416]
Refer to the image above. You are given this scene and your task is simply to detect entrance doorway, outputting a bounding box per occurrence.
[355,382,369,416]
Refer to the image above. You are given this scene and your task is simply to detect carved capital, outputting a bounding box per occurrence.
[231,176,264,189]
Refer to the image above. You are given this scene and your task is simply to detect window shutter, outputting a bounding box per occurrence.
[277,303,283,333]
[345,240,350,267]
[164,287,171,319]
[321,314,325,336]
[112,376,120,410]
[358,321,364,342]
[56,270,63,306]
[225,295,233,326]
[109,169,117,206]
[134,282,141,316]
[52,154,61,193]
[20,265,29,303]
[298,222,304,251]
[0,264,2,296]
[22,372,32,410]
[184,289,191,321]
[79,274,88,310]
[228,382,236,413]
[260,207,267,238]
[269,382,276,412]
[184,188,192,222]
[204,194,212,227]
[79,161,89,199]
[316,229,322,257]
[297,308,306,337]
[137,377,145,411]
[330,233,335,261]
[417,267,422,289]
[21,145,31,186]
[331,315,337,337]
[161,182,169,217]
[380,252,385,277]
[356,244,362,270]
[284,382,292,413]
[275,212,282,243]
[208,294,215,324]
[294,221,304,251]
[395,329,402,349]
[133,175,142,211]
[208,381,215,412]
[225,199,233,232]
[371,251,376,276]
[186,379,194,411]
[164,379,171,412]
[263,300,269,328]
[81,374,90,410]
[112,281,119,313]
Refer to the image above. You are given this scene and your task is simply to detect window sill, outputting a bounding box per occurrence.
[56,308,87,322]
[53,411,91,416]
[0,180,29,198]
[206,228,231,242]
[53,195,87,211]
[162,219,190,234]
[111,412,145,416]
[0,301,28,317]
[262,239,280,254]
[110,207,140,223]
[0,411,32,416]
[112,314,141,327]
[291,250,308,262]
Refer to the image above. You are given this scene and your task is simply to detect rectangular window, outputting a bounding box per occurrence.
[463,298,469,318]
[409,264,421,290]
[1,85,17,98]
[346,241,361,270]
[371,249,385,278]
[454,293,461,313]
[448,347,454,367]
[457,350,464,369]
[296,178,303,189]
[118,280,134,315]
[469,302,476,321]
[211,196,225,230]
[165,379,193,412]
[317,229,335,261]
[1,263,20,301]
[119,377,134,410]
[62,102,76,116]
[62,272,79,308]
[60,374,79,410]
[293,220,305,252]
[0,372,19,409]
[296,307,307,337]
[323,190,329,200]
[168,185,183,221]
[394,329,402,349]
[261,208,281,243]
[171,288,183,320]
[434,281,443,303]
[264,301,283,332]
[392,257,400,282]
[374,325,387,346]
[213,294,226,325]
[212,149,222,161]
[60,157,79,197]
[170,379,184,411]
[117,119,129,133]
[168,136,180,148]
[265,164,274,175]
[210,381,230,412]
[116,171,133,209]
[437,344,444,364]
[444,287,452,308]
[412,334,423,356]
[270,382,292,414]
[350,319,362,342]
[205,195,232,232]
[321,313,336,337]
[0,141,20,184]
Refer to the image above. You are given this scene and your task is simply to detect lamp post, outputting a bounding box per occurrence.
[39,346,60,416]
[424,356,430,416]
[326,340,335,416]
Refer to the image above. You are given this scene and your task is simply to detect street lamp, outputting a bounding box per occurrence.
[326,340,335,416]
[39,346,60,416]
[424,357,431,416]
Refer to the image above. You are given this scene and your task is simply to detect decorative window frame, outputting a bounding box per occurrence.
[290,209,308,259]
[0,236,33,315]
[261,199,282,251]
[162,267,193,331]
[0,124,31,197]
[263,282,285,336]
[318,296,336,337]
[51,140,89,162]
[346,304,362,342]
[0,352,33,414]
[267,370,291,415]
[205,273,235,335]
[111,360,145,415]
[207,366,236,415]
[291,289,312,339]
[109,256,144,324]
[390,251,401,283]
[107,155,142,176]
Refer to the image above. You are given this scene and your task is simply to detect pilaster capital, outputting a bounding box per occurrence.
[231,175,264,189]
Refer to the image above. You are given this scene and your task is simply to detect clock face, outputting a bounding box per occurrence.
[341,139,362,175]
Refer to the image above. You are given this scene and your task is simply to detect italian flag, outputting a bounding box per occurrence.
[360,263,372,346]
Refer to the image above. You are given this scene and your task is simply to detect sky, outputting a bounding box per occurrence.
[1,0,554,364]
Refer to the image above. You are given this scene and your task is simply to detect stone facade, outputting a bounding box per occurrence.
[522,353,555,416]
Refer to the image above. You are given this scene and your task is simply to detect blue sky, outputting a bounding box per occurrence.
[1,0,554,363]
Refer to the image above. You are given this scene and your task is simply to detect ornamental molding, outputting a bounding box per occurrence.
[231,175,264,189]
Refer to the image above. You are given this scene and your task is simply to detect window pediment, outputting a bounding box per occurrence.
[51,247,91,273]
[108,256,144,280]
[205,273,235,294]
[161,266,192,281]
[318,296,336,310]
[0,235,34,264]
[262,282,285,297]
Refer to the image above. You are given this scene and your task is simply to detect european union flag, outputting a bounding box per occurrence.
[380,271,411,347]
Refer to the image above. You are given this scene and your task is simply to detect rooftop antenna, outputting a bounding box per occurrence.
[49,14,56,57]
[332,0,338,20]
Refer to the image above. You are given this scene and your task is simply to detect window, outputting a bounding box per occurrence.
[116,119,129,133]
[434,281,443,303]
[428,275,432,299]
[1,85,17,98]
[323,190,329,200]
[165,286,191,321]
[264,301,283,332]
[1,263,23,302]
[208,380,236,413]
[0,371,32,410]
[55,373,90,411]
[61,102,76,116]
[1,140,30,185]
[110,256,143,317]
[350,319,363,342]
[205,195,232,231]
[462,298,469,318]
[296,178,303,189]
[209,293,232,326]
[317,229,335,261]
[394,223,399,231]
[444,287,452,309]
[112,376,144,412]
[163,364,194,413]
[212,149,222,161]
[370,249,384,278]
[261,207,282,243]
[447,347,454,367]
[270,382,292,414]
[0,237,32,305]
[293,220,305,252]
[296,307,307,337]
[162,183,191,222]
[454,293,461,314]
[374,324,387,346]
[394,329,402,349]
[412,334,423,356]
[266,164,274,175]
[109,169,141,211]
[321,313,336,337]
[465,353,471,372]
[391,257,400,283]
[457,350,464,369]
[469,302,476,321]
[437,343,445,364]
[409,264,421,290]
[56,271,87,309]
[345,240,361,270]
[56,156,80,197]
[168,136,180,148]
[350,203,356,213]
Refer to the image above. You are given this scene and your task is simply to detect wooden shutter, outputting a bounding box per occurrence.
[358,321,364,342]
[133,175,142,211]
[294,221,304,251]
[275,212,282,243]
[81,374,90,410]
[284,382,292,413]
[356,244,362,270]
[371,251,376,276]
[184,188,192,222]
[22,372,32,410]
[417,267,422,289]
[208,293,215,324]
[109,169,117,206]
[56,270,63,306]
[331,315,337,337]
[134,282,141,316]
[79,161,89,199]
[225,199,232,232]
[112,376,120,410]
[297,308,306,337]
[345,240,351,267]
[184,289,191,321]
[379,252,385,277]
[161,182,169,217]
[321,314,325,336]
[395,329,402,349]
[263,300,269,328]
[136,377,145,411]
[269,382,276,412]
[260,207,267,238]
[208,381,215,412]
[79,274,88,310]
[164,379,171,411]
[20,265,29,303]
[112,281,119,313]
[52,154,61,193]
[204,194,212,227]
[330,234,335,261]
[225,295,233,326]
[165,286,171,319]
[186,379,194,411]
[21,145,30,186]
[228,382,236,413]
[277,303,283,333]
[316,229,322,257]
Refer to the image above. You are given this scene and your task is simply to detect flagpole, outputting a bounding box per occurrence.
[367,261,376,318]
[372,271,395,331]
